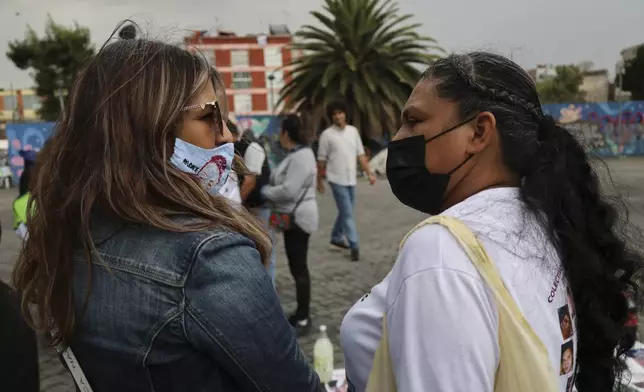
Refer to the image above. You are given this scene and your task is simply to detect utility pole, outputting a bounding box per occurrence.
[616,60,625,135]
[9,82,18,122]
[509,46,525,62]
[55,78,65,118]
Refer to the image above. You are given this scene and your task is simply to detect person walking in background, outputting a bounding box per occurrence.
[341,52,644,392]
[233,123,277,284]
[13,149,37,239]
[261,114,318,336]
[12,36,321,391]
[317,101,376,262]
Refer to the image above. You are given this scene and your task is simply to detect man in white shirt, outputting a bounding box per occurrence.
[317,101,376,262]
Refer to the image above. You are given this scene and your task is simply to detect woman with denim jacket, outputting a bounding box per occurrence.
[12,31,321,392]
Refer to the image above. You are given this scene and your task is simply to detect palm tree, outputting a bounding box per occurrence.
[278,0,444,140]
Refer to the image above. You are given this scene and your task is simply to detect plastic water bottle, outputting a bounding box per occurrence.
[313,325,334,384]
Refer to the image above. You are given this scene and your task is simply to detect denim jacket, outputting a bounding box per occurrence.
[69,215,321,392]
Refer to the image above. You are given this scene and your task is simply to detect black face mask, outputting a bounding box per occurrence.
[386,116,476,215]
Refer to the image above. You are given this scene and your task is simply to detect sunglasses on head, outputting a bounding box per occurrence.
[182,100,224,134]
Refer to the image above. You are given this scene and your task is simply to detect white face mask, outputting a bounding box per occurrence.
[170,139,234,195]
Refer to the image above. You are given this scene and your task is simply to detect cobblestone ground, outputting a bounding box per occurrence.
[0,158,643,391]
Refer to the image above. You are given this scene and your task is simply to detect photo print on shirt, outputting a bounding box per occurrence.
[560,340,574,375]
[558,304,574,340]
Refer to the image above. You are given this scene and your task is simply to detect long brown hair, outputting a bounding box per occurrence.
[11,37,271,346]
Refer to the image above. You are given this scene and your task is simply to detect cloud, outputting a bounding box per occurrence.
[1,0,643,88]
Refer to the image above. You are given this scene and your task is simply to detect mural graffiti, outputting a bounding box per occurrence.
[235,115,285,168]
[6,122,55,182]
[542,101,644,157]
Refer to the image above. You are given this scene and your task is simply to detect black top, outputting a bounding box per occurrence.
[0,280,40,391]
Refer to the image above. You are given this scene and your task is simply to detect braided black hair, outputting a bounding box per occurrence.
[423,52,644,391]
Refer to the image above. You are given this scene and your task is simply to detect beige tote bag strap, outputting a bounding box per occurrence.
[364,315,397,392]
[366,215,554,392]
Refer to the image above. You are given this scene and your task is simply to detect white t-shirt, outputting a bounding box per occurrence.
[340,188,578,392]
[243,141,266,175]
[317,125,365,186]
[219,172,241,205]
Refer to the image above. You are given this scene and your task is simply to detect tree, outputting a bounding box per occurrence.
[7,16,94,121]
[622,45,644,100]
[536,65,586,104]
[279,0,444,139]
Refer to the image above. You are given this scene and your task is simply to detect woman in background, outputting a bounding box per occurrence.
[261,114,318,335]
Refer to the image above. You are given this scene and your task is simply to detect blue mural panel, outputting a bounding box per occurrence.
[6,122,55,182]
[542,101,644,157]
[235,115,285,168]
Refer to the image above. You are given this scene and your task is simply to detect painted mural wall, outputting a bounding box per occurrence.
[7,105,638,187]
[542,101,644,157]
[5,117,285,184]
[6,122,54,182]
[235,115,285,168]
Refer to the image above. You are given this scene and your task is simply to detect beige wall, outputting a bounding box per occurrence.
[580,73,610,102]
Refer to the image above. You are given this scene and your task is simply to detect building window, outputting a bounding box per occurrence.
[233,94,252,113]
[264,47,282,67]
[3,95,17,110]
[22,95,41,111]
[231,50,249,67]
[265,70,284,89]
[232,72,252,89]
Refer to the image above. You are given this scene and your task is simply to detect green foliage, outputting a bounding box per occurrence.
[279,0,444,139]
[6,16,94,121]
[536,65,586,104]
[622,45,644,100]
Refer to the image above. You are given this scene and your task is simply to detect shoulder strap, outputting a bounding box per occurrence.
[399,215,549,355]
[55,343,94,392]
[291,173,315,214]
[286,147,315,214]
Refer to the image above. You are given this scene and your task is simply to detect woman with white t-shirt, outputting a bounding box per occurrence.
[340,52,644,392]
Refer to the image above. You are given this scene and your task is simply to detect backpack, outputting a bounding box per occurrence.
[235,134,271,208]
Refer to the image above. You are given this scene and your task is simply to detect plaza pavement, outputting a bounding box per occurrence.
[0,157,642,391]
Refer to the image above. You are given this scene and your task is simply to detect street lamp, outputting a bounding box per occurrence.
[55,78,65,117]
[268,72,276,113]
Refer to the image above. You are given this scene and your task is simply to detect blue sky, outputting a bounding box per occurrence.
[1,0,643,88]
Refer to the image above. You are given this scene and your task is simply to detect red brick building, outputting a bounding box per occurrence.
[184,26,297,116]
